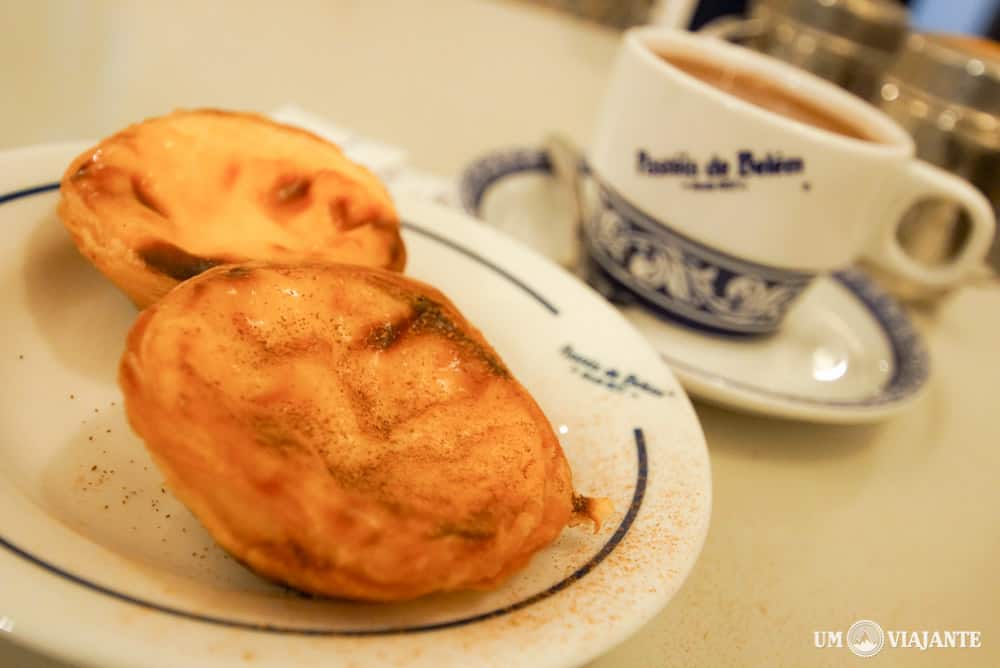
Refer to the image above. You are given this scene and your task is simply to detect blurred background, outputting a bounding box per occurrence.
[526,0,1000,35]
[1,0,997,285]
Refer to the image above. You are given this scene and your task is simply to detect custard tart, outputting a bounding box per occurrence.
[59,109,405,308]
[119,262,607,601]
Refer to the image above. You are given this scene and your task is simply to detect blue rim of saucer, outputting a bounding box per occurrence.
[458,147,931,410]
[459,147,554,215]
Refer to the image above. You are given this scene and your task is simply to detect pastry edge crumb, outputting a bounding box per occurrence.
[570,494,614,533]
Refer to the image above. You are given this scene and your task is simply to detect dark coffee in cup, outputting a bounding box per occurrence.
[658,52,876,142]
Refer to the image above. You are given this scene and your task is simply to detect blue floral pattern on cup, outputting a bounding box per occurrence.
[584,179,816,335]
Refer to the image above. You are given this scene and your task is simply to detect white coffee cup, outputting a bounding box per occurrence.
[584,28,996,335]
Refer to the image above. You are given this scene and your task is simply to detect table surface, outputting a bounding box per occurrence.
[1,2,997,667]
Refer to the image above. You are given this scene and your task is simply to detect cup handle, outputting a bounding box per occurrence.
[864,159,996,290]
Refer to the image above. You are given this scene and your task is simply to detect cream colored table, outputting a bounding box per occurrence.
[1,2,997,666]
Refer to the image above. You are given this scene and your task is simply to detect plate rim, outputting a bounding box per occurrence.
[459,146,932,423]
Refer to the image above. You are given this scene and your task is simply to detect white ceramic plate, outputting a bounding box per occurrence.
[460,147,931,424]
[0,143,711,668]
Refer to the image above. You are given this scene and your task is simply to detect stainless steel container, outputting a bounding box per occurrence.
[868,34,1000,299]
[527,0,655,29]
[747,0,910,100]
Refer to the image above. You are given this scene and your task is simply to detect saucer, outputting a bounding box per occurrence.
[460,147,931,423]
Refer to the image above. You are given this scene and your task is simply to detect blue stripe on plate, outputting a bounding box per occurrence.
[0,428,646,636]
[402,221,558,315]
[0,182,60,204]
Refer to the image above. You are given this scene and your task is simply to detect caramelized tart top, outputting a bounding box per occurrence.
[118,263,591,600]
[61,109,405,298]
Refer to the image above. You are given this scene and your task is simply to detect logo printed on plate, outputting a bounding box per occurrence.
[561,344,668,398]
